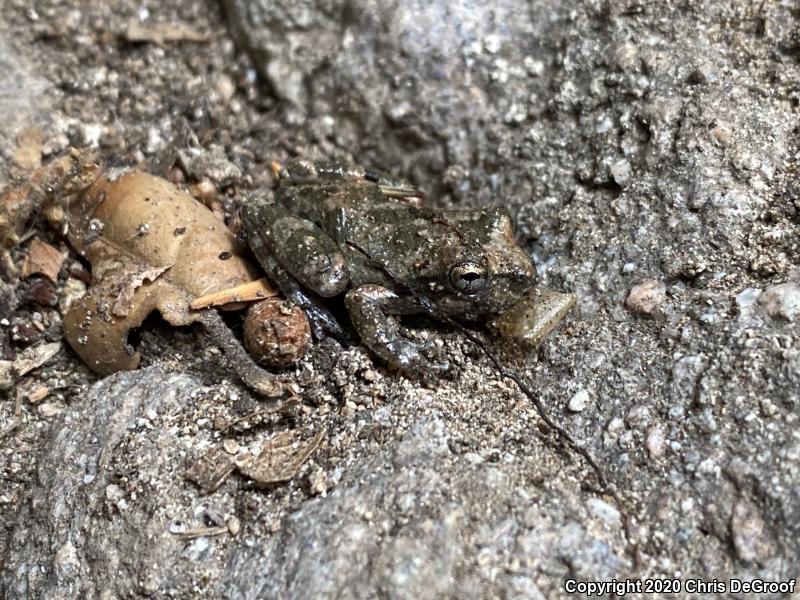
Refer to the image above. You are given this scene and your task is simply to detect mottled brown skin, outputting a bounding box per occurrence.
[241,158,540,376]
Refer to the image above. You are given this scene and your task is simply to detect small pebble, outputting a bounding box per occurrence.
[710,122,732,144]
[308,469,330,496]
[222,439,239,455]
[38,402,64,417]
[648,425,668,457]
[215,74,236,102]
[227,516,241,536]
[759,282,800,321]
[169,521,188,535]
[59,277,87,315]
[610,158,632,186]
[730,500,771,562]
[735,287,761,310]
[586,497,621,525]
[568,389,589,412]
[626,279,666,316]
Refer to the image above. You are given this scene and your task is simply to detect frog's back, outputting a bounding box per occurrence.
[276,180,463,290]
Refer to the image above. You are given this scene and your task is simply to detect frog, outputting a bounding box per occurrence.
[241,158,575,377]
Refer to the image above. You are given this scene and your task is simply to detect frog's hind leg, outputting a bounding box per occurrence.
[242,200,350,298]
[242,203,347,342]
[345,285,449,378]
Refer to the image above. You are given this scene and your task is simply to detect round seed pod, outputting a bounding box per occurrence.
[244,298,311,367]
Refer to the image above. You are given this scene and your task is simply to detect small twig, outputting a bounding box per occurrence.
[198,309,297,398]
[448,320,609,487]
[436,314,638,559]
[170,525,228,539]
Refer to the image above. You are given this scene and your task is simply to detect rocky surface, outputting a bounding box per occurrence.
[2,0,799,598]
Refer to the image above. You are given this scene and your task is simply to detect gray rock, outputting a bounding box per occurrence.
[2,368,224,598]
[219,417,626,599]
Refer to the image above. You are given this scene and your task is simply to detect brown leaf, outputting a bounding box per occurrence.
[235,430,324,486]
[66,170,259,299]
[60,168,291,396]
[111,265,171,316]
[63,242,197,375]
[21,238,65,282]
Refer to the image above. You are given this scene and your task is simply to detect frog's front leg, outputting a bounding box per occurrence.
[345,285,450,377]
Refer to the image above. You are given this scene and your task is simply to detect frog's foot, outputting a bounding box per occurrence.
[345,285,450,378]
[281,278,349,342]
[258,261,346,342]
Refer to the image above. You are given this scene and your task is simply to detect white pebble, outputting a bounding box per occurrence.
[568,389,590,412]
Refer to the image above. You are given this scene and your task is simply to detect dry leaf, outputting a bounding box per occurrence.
[63,244,197,375]
[185,446,236,494]
[235,430,324,486]
[21,238,65,282]
[61,169,260,375]
[111,265,171,316]
[13,342,61,377]
[58,168,289,395]
[64,170,259,295]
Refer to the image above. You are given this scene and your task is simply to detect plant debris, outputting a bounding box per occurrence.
[187,429,324,493]
[1,151,298,396]
[10,341,61,377]
[1,341,62,392]
[235,429,324,487]
[60,168,292,395]
[20,239,65,283]
[189,277,277,310]
[124,20,210,45]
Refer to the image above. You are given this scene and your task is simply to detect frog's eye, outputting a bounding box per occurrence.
[449,262,487,295]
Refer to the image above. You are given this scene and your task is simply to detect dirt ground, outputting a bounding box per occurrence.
[1,0,799,598]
